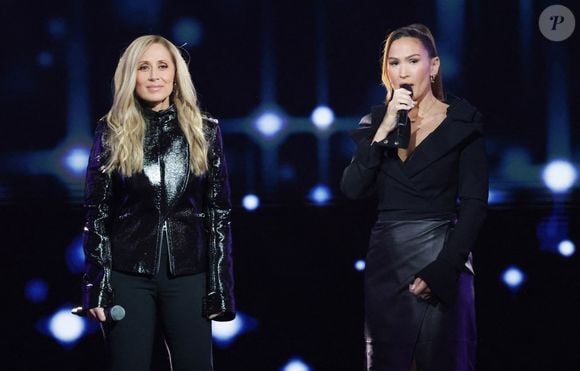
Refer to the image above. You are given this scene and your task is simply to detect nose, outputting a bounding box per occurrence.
[148,68,159,80]
[399,63,409,79]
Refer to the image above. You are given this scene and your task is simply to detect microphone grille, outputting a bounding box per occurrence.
[110,305,126,321]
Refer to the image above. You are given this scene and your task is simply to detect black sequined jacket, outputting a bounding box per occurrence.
[81,105,235,321]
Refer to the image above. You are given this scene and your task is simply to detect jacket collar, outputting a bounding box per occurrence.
[365,95,483,178]
[141,103,177,125]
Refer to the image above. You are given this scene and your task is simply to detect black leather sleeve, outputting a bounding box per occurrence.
[81,120,114,310]
[202,123,236,321]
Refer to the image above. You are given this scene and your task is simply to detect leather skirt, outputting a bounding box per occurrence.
[364,219,476,371]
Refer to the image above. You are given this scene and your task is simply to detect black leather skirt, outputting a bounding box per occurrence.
[364,219,476,371]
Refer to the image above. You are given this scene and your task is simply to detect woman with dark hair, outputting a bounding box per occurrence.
[79,35,234,370]
[341,24,487,370]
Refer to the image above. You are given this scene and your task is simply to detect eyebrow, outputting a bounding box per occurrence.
[138,60,170,64]
[388,54,421,60]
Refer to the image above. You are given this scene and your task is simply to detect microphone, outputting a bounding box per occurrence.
[71,305,126,322]
[397,83,414,127]
[379,84,414,149]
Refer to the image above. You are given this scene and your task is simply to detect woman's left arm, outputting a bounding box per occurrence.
[417,123,488,305]
[203,124,236,321]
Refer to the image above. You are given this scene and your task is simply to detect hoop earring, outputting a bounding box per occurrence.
[430,75,436,83]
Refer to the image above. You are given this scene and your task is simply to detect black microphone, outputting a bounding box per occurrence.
[72,305,126,322]
[379,84,414,149]
[397,83,414,127]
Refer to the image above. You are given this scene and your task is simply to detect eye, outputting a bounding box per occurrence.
[389,61,399,66]
[409,59,419,64]
[138,64,149,71]
[159,64,168,70]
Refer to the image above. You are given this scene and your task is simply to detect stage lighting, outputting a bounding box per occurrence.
[37,51,54,67]
[558,240,575,257]
[308,184,331,205]
[501,266,526,291]
[212,311,258,348]
[281,357,312,371]
[354,259,366,271]
[542,160,577,193]
[255,111,284,138]
[242,194,260,211]
[66,235,85,273]
[48,307,85,345]
[63,146,90,176]
[488,189,509,205]
[310,106,334,129]
[172,17,203,48]
[212,314,244,347]
[47,18,66,39]
[25,278,48,303]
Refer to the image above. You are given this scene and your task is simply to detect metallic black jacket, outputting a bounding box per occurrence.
[81,105,235,321]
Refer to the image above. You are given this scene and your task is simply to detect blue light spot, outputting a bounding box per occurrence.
[488,189,509,205]
[63,146,89,176]
[542,160,577,193]
[501,266,526,291]
[280,357,312,371]
[47,18,66,39]
[308,184,331,205]
[354,259,366,271]
[558,240,575,257]
[242,194,260,211]
[66,235,85,273]
[25,279,49,303]
[212,311,257,348]
[37,51,54,67]
[310,106,334,129]
[47,307,86,346]
[255,112,284,137]
[172,17,203,47]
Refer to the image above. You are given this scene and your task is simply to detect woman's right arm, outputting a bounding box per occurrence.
[340,89,413,199]
[81,120,114,314]
[340,115,385,199]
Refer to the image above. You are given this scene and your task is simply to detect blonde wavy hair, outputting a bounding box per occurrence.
[103,35,208,177]
[381,24,444,102]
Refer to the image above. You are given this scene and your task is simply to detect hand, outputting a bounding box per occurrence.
[373,88,416,142]
[87,307,107,322]
[409,277,432,301]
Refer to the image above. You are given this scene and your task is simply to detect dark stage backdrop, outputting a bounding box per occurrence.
[2,0,579,370]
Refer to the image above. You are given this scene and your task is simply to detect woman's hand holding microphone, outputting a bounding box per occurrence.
[373,87,416,143]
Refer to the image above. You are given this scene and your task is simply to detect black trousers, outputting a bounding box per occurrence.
[103,241,212,371]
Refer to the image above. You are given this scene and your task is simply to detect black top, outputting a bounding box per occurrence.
[340,96,488,305]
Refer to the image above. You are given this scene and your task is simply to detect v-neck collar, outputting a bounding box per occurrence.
[360,95,483,177]
[397,113,449,164]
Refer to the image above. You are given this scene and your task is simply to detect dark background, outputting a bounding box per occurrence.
[2,0,579,370]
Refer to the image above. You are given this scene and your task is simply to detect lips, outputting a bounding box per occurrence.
[147,85,164,90]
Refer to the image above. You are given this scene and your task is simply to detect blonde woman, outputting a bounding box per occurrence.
[342,24,487,370]
[80,35,234,370]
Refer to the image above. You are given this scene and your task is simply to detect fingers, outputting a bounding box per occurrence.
[88,307,107,322]
[387,88,416,116]
[409,278,432,300]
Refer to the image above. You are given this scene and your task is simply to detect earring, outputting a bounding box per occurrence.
[430,75,436,83]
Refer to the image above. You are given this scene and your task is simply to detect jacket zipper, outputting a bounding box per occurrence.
[157,220,168,274]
